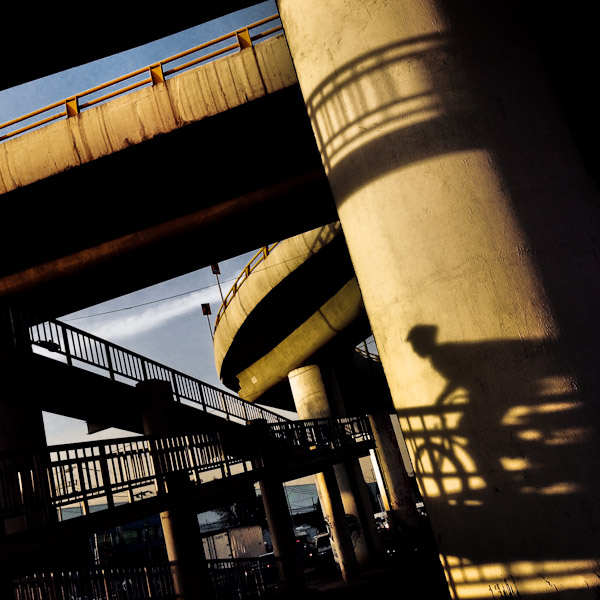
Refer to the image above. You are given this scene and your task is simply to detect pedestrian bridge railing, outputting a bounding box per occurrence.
[0,14,283,142]
[1,302,288,426]
[13,555,279,600]
[0,417,373,528]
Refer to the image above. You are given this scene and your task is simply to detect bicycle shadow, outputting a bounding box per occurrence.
[401,324,599,569]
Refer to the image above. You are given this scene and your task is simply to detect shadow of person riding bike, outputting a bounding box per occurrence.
[402,324,598,569]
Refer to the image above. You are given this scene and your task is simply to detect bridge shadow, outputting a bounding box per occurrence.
[400,324,600,597]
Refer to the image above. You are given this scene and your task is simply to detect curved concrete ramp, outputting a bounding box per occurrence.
[214,223,371,405]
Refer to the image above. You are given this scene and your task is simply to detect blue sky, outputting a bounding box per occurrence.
[0,1,283,444]
[0,1,277,125]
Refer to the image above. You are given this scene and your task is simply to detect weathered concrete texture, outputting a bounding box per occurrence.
[214,222,342,367]
[278,0,600,597]
[0,34,296,195]
[213,223,366,402]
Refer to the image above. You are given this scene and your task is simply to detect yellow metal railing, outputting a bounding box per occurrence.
[0,14,282,143]
[214,242,280,330]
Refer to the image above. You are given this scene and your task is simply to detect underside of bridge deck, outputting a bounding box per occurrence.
[0,88,336,318]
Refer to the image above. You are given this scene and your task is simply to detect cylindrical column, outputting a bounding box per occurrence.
[139,379,215,600]
[368,411,420,537]
[258,477,305,589]
[288,364,377,569]
[317,467,358,582]
[160,507,215,600]
[278,1,600,597]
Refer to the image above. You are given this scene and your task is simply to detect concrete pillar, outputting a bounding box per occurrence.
[288,364,378,568]
[317,467,359,582]
[0,402,52,535]
[257,477,305,590]
[278,1,600,597]
[368,411,420,538]
[138,380,215,600]
[160,507,215,600]
[250,418,306,589]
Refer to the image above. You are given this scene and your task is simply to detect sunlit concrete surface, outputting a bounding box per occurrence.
[0,34,296,195]
[214,223,369,403]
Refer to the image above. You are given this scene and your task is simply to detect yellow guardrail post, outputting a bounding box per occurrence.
[150,63,165,85]
[65,97,79,117]
[236,28,252,49]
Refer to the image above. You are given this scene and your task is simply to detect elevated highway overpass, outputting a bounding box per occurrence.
[0,27,336,317]
[213,223,392,415]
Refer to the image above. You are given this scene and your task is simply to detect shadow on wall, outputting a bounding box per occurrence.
[302,2,600,401]
[294,6,600,596]
[402,324,600,598]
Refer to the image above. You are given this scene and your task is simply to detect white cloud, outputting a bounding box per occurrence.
[75,288,223,342]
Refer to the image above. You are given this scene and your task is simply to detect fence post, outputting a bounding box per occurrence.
[105,343,115,380]
[172,373,181,403]
[66,96,79,117]
[217,433,231,478]
[198,382,206,411]
[61,323,73,367]
[98,445,115,511]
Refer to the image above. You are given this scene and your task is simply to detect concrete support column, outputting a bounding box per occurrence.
[316,467,359,582]
[288,364,377,569]
[368,411,420,538]
[258,477,305,590]
[160,508,215,600]
[278,1,600,597]
[0,402,52,535]
[138,380,215,600]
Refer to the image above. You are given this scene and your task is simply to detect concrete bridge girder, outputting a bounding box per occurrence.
[0,34,336,317]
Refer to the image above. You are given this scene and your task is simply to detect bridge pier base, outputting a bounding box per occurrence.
[368,411,420,541]
[0,401,52,535]
[160,505,215,600]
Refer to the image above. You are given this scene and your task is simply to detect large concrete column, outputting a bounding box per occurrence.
[278,1,600,598]
[138,380,215,600]
[288,364,378,569]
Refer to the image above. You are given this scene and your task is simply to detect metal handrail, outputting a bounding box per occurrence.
[25,315,288,425]
[214,242,280,330]
[14,564,175,600]
[0,300,289,425]
[355,345,381,362]
[268,416,373,450]
[0,417,373,523]
[0,14,282,142]
[45,431,247,513]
